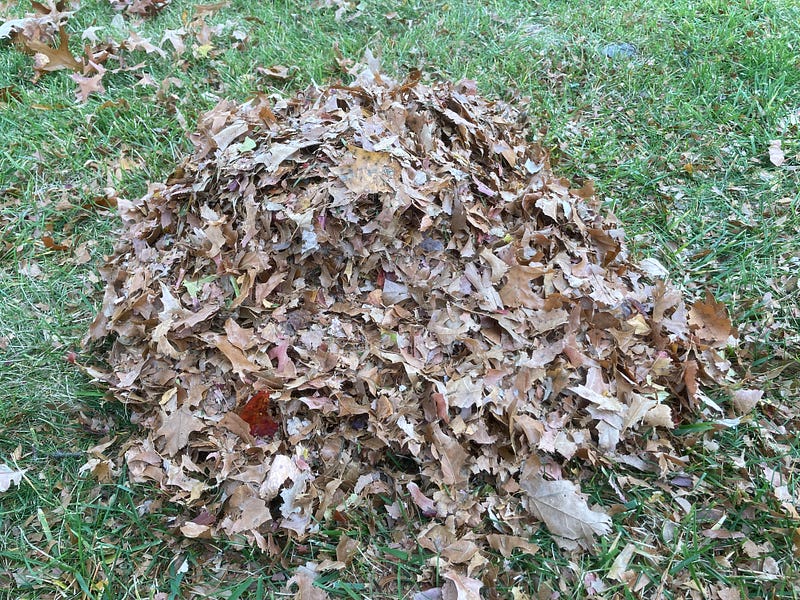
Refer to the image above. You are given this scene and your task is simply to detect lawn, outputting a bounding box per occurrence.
[1,0,799,598]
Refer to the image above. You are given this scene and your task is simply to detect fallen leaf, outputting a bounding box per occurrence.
[331,146,398,194]
[768,140,785,167]
[407,481,437,517]
[41,235,69,251]
[442,570,482,600]
[429,423,468,486]
[520,475,611,548]
[240,391,280,438]
[23,26,82,74]
[71,72,105,103]
[486,534,539,558]
[0,464,26,492]
[286,563,330,600]
[607,542,635,581]
[732,389,762,414]
[689,291,735,347]
[156,404,205,456]
[257,64,293,80]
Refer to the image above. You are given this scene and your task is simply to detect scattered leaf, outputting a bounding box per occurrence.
[768,140,785,167]
[0,464,26,492]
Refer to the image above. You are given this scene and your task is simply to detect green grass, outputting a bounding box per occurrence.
[1,0,799,597]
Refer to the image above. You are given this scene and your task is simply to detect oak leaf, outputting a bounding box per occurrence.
[156,404,204,456]
[23,26,81,74]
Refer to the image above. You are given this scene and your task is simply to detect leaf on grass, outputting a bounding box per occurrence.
[286,563,330,600]
[71,72,105,103]
[257,64,293,80]
[732,389,762,414]
[520,475,611,548]
[407,481,437,517]
[41,235,69,250]
[688,291,735,347]
[607,542,636,581]
[0,464,26,492]
[486,534,540,558]
[23,26,82,73]
[768,140,785,167]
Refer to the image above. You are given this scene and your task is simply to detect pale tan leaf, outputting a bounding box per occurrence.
[156,404,205,456]
[407,481,437,516]
[768,140,785,167]
[732,389,762,415]
[429,423,468,486]
[442,570,482,600]
[331,147,398,194]
[520,475,611,548]
[486,534,540,558]
[287,563,330,600]
[607,542,636,581]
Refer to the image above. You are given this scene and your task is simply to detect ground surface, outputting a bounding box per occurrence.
[1,0,799,598]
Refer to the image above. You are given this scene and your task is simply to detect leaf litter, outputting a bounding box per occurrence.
[86,54,743,577]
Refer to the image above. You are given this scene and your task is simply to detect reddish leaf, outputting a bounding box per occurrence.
[42,235,69,251]
[239,391,279,438]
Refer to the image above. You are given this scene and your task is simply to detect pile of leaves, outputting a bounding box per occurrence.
[87,56,741,571]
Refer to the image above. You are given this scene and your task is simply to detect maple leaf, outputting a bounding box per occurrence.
[520,475,611,549]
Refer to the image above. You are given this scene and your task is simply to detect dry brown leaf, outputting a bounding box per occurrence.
[71,72,104,103]
[407,481,437,517]
[331,146,399,194]
[156,404,205,456]
[257,64,293,80]
[689,291,735,348]
[732,389,762,414]
[429,423,468,487]
[442,570,482,600]
[486,534,539,558]
[287,564,330,600]
[24,25,81,74]
[520,475,611,548]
